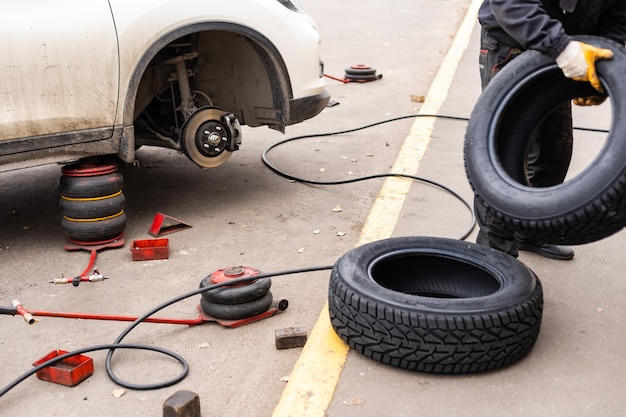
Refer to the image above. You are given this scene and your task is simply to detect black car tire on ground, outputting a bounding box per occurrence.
[464,35,626,245]
[328,236,543,374]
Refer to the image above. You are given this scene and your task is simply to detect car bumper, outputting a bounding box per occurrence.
[287,89,330,126]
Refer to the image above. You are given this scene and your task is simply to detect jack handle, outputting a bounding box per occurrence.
[0,300,38,325]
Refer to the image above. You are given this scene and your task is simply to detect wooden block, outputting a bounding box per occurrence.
[275,327,307,350]
[163,390,201,417]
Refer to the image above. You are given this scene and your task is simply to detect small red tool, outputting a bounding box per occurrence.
[32,350,94,386]
[0,300,38,324]
[324,64,383,84]
[49,235,124,286]
[149,212,192,237]
[130,238,170,261]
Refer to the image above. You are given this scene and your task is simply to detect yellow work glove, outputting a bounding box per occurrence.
[573,95,607,107]
[555,41,614,92]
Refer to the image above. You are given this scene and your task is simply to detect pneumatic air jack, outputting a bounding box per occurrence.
[324,64,383,83]
[0,297,288,328]
[56,159,128,286]
[5,266,288,329]
[197,266,289,328]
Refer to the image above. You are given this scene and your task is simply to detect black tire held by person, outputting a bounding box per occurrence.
[61,212,127,242]
[199,276,272,305]
[59,192,126,219]
[464,35,626,245]
[328,236,543,374]
[200,291,273,320]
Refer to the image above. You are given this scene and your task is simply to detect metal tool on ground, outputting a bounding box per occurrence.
[324,64,382,83]
[275,326,308,350]
[149,212,192,237]
[1,265,328,397]
[0,300,38,324]
[163,390,201,417]
[48,237,123,286]
[3,264,288,328]
[32,350,94,387]
[1,300,287,328]
[130,238,171,261]
[198,266,289,326]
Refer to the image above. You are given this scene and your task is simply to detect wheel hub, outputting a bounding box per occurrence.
[180,107,242,168]
[196,121,228,157]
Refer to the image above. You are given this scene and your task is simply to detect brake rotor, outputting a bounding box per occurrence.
[180,107,241,168]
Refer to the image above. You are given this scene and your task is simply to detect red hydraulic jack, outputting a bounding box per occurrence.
[8,266,288,328]
[324,64,383,84]
[49,234,125,286]
[1,298,288,329]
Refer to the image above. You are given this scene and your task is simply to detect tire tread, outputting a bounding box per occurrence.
[329,272,543,374]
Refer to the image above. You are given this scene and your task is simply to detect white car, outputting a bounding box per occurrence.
[0,0,329,171]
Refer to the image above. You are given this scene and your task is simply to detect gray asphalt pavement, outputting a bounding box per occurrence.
[1,1,625,416]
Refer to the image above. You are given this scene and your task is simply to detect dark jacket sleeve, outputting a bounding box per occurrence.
[594,2,626,44]
[480,0,572,59]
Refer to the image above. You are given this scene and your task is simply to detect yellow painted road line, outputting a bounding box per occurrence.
[271,1,481,415]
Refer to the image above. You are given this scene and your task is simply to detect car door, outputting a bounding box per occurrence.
[0,1,118,143]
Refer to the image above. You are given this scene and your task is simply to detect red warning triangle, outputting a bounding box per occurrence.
[148,212,192,237]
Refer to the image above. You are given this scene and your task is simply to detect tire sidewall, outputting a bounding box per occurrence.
[464,35,626,221]
[332,236,538,314]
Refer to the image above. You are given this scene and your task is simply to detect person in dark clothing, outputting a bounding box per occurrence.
[475,0,626,260]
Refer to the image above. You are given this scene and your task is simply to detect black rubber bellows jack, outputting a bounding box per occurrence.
[199,266,273,320]
[59,161,126,244]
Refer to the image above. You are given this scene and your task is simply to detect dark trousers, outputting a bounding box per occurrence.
[475,31,574,255]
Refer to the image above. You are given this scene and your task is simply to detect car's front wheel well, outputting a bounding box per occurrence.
[122,23,292,161]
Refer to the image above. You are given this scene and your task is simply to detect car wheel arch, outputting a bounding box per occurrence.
[118,21,292,160]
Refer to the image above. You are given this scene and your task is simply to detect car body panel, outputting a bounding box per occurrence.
[109,0,325,124]
[0,1,118,141]
[0,0,328,172]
